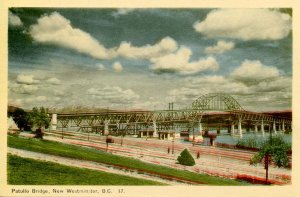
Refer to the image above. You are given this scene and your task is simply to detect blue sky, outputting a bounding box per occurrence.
[8,8,292,111]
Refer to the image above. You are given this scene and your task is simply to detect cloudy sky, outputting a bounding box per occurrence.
[8,8,292,112]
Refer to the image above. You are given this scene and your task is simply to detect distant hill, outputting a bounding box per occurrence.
[50,106,115,114]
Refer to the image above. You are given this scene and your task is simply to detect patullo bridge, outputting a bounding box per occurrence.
[51,93,292,138]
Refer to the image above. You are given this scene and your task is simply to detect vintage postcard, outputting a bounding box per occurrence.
[1,0,299,197]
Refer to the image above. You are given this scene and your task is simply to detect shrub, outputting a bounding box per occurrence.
[236,135,264,148]
[177,149,195,166]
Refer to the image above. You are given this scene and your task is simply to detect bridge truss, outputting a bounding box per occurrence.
[52,93,292,137]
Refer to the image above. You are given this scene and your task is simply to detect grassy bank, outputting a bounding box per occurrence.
[8,135,249,185]
[8,154,165,185]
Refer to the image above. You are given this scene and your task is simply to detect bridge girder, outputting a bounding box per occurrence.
[54,93,291,130]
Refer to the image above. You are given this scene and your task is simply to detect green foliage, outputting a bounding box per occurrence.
[177,148,195,166]
[10,108,30,131]
[28,107,50,129]
[278,8,292,16]
[250,135,290,168]
[28,107,50,138]
[236,135,264,148]
[8,154,165,185]
[8,135,248,185]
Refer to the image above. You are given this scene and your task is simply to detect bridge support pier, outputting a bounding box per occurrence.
[254,124,258,133]
[238,119,243,137]
[153,121,158,137]
[261,120,265,136]
[217,126,221,134]
[273,121,277,134]
[278,124,281,132]
[199,122,203,135]
[104,121,109,135]
[282,121,285,132]
[51,114,57,131]
[231,124,235,135]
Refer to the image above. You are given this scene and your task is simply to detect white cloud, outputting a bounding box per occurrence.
[194,9,291,40]
[112,9,135,17]
[29,12,116,60]
[112,62,123,72]
[167,74,291,111]
[205,40,234,54]
[187,76,249,95]
[54,97,61,101]
[9,11,23,27]
[253,76,291,93]
[87,86,140,104]
[150,46,219,74]
[96,64,106,71]
[46,77,61,85]
[231,60,280,82]
[36,96,47,102]
[16,74,40,84]
[54,90,64,96]
[168,76,291,111]
[24,96,47,104]
[9,83,39,94]
[8,98,23,107]
[29,12,180,63]
[117,37,178,59]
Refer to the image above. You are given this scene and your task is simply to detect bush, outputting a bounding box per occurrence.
[177,149,195,166]
[236,135,264,148]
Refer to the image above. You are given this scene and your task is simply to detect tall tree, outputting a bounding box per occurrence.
[250,135,290,183]
[28,107,50,139]
[10,108,30,131]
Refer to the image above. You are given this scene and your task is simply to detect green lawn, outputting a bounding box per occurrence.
[8,135,249,185]
[8,154,165,185]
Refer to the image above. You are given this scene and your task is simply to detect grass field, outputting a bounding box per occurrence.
[8,154,165,185]
[8,135,249,185]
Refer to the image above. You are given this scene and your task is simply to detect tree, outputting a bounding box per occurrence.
[177,148,195,166]
[250,135,290,183]
[28,107,50,139]
[10,108,30,131]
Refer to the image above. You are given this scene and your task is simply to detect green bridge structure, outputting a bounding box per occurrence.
[50,93,292,138]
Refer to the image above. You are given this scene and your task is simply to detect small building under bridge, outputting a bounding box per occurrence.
[138,130,177,140]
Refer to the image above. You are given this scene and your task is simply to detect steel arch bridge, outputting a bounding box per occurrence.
[51,93,292,136]
[191,93,244,111]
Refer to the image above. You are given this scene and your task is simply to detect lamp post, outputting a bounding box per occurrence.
[146,125,148,141]
[106,132,109,152]
[265,126,273,184]
[192,127,195,147]
[265,152,269,184]
[172,133,175,154]
[121,132,123,146]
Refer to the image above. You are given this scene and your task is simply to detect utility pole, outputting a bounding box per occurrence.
[106,134,109,152]
[121,131,123,146]
[172,133,175,154]
[192,127,195,146]
[265,152,269,184]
